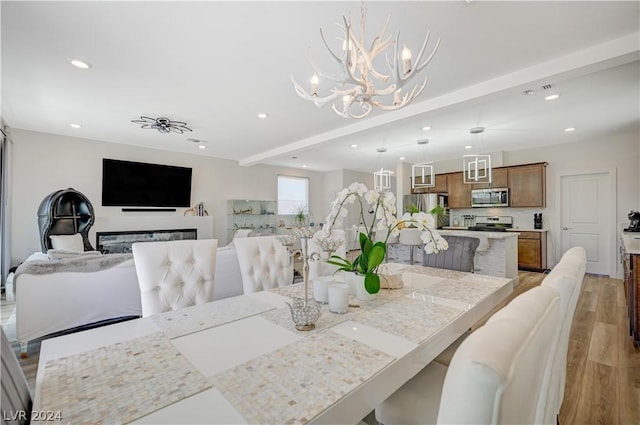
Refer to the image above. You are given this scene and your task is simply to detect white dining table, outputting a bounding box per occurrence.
[32,263,514,425]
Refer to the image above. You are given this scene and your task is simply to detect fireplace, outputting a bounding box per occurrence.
[96,228,197,254]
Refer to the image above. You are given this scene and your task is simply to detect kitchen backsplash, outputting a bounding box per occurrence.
[450,207,546,230]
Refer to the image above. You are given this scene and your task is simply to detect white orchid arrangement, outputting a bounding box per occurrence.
[323,182,448,294]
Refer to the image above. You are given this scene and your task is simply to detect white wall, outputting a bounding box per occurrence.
[8,129,326,265]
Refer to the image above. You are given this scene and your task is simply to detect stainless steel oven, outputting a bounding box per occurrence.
[471,188,509,208]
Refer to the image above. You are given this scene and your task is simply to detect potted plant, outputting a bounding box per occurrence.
[292,205,307,227]
[323,183,448,297]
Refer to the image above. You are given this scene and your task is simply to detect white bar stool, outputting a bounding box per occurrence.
[399,228,423,265]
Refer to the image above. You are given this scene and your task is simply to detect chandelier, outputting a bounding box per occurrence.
[131,116,192,134]
[412,139,435,189]
[292,3,440,119]
[373,147,392,191]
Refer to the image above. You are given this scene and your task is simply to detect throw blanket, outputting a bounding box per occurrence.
[15,253,133,276]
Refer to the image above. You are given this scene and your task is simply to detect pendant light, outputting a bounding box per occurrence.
[374,147,392,191]
[412,139,434,189]
[463,127,492,184]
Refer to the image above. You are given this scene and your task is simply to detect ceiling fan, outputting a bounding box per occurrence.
[131,116,192,134]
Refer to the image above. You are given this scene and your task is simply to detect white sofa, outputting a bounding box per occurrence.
[14,242,246,352]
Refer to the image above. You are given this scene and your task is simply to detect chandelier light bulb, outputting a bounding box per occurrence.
[310,74,319,96]
[401,45,412,74]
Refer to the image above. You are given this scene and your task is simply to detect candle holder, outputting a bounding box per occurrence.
[278,228,342,331]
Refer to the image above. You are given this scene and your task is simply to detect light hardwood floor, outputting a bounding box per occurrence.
[2,271,639,424]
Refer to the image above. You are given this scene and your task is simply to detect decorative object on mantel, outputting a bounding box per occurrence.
[131,116,192,134]
[184,202,208,216]
[412,139,435,189]
[324,182,448,297]
[463,127,492,184]
[291,0,440,119]
[277,227,343,331]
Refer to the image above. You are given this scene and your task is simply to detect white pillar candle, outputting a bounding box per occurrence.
[328,283,349,314]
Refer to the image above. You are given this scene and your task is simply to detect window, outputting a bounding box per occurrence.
[278,176,309,215]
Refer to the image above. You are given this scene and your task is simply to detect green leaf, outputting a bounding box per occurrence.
[364,272,380,294]
[367,243,386,270]
[358,232,369,251]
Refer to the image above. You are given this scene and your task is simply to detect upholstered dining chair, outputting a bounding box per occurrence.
[539,246,586,423]
[399,228,424,265]
[375,285,561,425]
[308,229,346,281]
[132,239,218,317]
[233,235,294,293]
[422,235,480,272]
[1,328,31,425]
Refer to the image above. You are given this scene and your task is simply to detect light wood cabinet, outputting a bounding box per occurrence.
[410,174,448,194]
[446,172,472,209]
[508,163,547,207]
[517,231,547,272]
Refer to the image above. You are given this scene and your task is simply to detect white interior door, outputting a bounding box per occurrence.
[560,172,610,275]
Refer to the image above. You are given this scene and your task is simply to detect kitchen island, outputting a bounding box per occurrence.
[386,230,519,280]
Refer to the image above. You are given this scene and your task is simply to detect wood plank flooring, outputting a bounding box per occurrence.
[2,271,639,424]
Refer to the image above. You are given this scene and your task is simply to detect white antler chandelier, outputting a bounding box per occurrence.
[292,5,440,119]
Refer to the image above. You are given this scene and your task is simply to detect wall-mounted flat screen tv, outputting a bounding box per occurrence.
[102,159,192,207]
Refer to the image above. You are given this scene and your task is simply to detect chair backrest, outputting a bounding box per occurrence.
[539,246,587,422]
[1,328,31,424]
[437,285,560,424]
[423,235,479,272]
[37,187,95,252]
[308,229,346,281]
[233,236,294,293]
[132,239,218,317]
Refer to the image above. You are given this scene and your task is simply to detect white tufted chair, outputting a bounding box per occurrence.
[308,229,346,281]
[233,236,294,293]
[132,239,218,317]
[375,285,561,425]
[539,246,586,423]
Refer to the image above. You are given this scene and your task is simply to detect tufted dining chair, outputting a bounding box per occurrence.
[422,235,480,272]
[1,328,32,425]
[539,246,586,423]
[307,229,346,281]
[233,236,294,293]
[132,239,218,317]
[375,285,561,425]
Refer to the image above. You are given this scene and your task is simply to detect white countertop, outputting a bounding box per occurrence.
[506,228,548,233]
[622,232,640,255]
[442,227,548,233]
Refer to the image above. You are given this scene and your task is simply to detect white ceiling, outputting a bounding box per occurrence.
[2,1,639,173]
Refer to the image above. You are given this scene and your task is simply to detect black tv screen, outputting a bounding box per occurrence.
[102,159,192,207]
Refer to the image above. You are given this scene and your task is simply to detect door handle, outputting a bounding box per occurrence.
[562,227,572,230]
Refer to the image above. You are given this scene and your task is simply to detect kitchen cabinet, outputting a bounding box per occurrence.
[447,172,472,209]
[508,163,547,207]
[473,167,509,189]
[410,174,448,194]
[621,237,640,348]
[517,231,547,272]
[228,199,277,239]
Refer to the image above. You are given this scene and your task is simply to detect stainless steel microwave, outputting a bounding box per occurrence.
[471,188,509,208]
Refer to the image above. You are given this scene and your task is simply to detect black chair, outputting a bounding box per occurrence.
[37,188,95,251]
[422,235,480,272]
[1,328,32,424]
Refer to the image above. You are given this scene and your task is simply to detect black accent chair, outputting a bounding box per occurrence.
[37,188,95,252]
[422,235,480,272]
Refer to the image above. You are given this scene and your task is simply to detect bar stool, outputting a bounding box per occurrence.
[399,228,423,265]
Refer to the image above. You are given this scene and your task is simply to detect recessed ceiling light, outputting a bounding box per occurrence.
[257,113,269,119]
[399,156,405,160]
[422,125,432,131]
[545,94,560,101]
[69,59,92,69]
[198,144,206,149]
[302,164,307,168]
[69,123,82,129]
[564,127,576,132]
[465,145,473,149]
[351,144,358,148]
